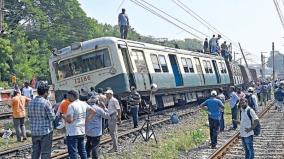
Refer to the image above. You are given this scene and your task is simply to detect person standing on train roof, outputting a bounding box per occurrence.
[221,41,228,60]
[61,90,96,159]
[22,81,33,99]
[105,89,121,152]
[235,98,259,159]
[217,89,226,132]
[118,8,129,39]
[28,82,55,159]
[229,86,239,130]
[128,86,141,128]
[199,90,224,149]
[203,38,209,53]
[209,35,216,53]
[10,89,30,142]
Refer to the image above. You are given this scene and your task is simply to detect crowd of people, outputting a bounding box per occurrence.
[203,35,233,61]
[9,79,142,159]
[199,79,284,159]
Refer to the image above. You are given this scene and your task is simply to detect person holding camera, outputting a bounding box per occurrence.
[128,86,141,128]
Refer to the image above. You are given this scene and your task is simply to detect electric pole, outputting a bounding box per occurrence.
[261,52,267,79]
[272,42,275,83]
[0,0,4,31]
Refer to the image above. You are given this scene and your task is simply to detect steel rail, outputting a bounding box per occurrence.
[208,101,274,159]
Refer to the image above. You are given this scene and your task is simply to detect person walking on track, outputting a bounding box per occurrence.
[274,81,284,112]
[235,98,259,159]
[127,86,141,128]
[230,86,240,130]
[199,90,224,149]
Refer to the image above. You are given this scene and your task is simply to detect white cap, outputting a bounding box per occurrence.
[211,90,217,96]
[248,87,254,92]
[105,89,113,94]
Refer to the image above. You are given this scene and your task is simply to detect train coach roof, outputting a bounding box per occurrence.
[53,37,224,60]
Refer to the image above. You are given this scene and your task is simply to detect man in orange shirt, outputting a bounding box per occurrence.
[10,89,29,142]
[55,94,71,129]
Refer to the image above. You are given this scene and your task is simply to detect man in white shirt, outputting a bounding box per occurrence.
[22,81,33,99]
[62,90,96,159]
[236,98,259,159]
[105,89,121,152]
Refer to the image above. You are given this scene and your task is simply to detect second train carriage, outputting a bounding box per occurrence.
[49,37,253,111]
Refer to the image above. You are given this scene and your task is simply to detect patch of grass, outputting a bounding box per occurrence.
[103,103,232,159]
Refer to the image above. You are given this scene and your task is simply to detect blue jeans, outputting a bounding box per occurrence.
[241,135,254,159]
[220,112,225,131]
[31,132,53,159]
[231,106,238,129]
[131,106,139,127]
[208,118,220,147]
[66,135,87,159]
[120,25,128,39]
[86,136,101,159]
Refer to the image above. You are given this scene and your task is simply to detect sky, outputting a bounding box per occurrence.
[78,0,284,64]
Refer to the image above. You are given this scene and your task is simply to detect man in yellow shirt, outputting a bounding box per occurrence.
[10,89,30,142]
[11,74,16,85]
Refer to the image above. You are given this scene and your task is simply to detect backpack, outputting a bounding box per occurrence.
[245,94,256,110]
[247,109,261,136]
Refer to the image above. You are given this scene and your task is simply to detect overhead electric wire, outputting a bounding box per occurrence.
[129,0,203,40]
[274,0,284,30]
[172,0,233,42]
[140,0,209,37]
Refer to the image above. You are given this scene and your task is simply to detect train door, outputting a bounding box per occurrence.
[168,54,183,86]
[130,49,152,91]
[212,60,221,83]
[194,57,205,85]
[119,45,136,88]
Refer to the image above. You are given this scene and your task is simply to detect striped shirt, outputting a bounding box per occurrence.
[28,96,55,136]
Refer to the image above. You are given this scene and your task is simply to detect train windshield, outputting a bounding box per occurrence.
[54,48,111,80]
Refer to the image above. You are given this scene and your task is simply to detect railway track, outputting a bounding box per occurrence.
[208,101,284,159]
[50,106,202,159]
[0,104,200,158]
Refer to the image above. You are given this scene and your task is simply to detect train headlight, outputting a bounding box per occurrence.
[109,67,117,74]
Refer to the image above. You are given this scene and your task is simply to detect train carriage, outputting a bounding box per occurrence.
[49,37,250,111]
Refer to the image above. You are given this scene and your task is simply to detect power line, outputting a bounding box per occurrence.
[172,0,233,42]
[129,0,203,40]
[140,0,209,37]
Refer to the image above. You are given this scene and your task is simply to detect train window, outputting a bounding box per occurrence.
[222,63,227,73]
[158,55,169,72]
[203,60,209,73]
[186,58,194,73]
[150,54,161,72]
[56,48,111,79]
[181,58,189,73]
[132,50,148,73]
[219,62,227,74]
[207,61,213,73]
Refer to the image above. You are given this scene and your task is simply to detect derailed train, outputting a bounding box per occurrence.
[49,37,256,112]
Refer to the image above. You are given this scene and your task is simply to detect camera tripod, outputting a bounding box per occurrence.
[132,102,157,144]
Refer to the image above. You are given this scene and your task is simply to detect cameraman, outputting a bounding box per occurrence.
[128,86,141,128]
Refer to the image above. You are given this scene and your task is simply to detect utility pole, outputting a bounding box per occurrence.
[272,42,275,82]
[0,0,4,31]
[261,52,267,79]
[238,43,249,68]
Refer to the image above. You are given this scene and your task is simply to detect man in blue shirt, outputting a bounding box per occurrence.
[274,81,284,112]
[86,98,110,159]
[118,8,129,39]
[200,90,224,149]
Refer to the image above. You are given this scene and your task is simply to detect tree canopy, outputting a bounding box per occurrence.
[0,0,202,87]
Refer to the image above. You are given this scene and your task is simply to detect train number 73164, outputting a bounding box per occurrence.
[74,75,91,84]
